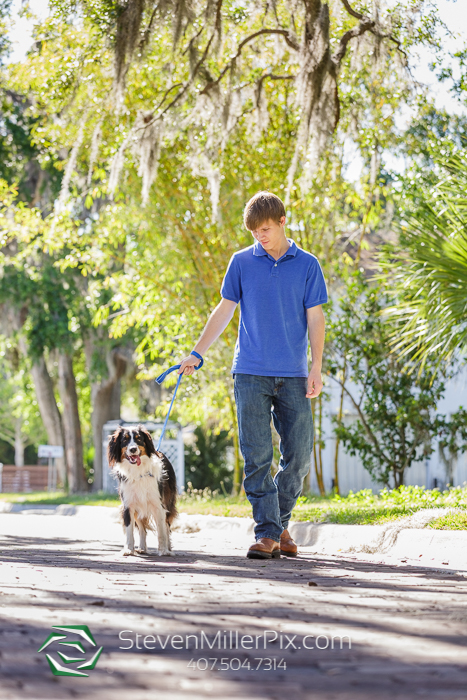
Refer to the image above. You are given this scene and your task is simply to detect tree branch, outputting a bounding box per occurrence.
[0,429,16,447]
[139,0,162,53]
[155,0,225,118]
[338,0,408,68]
[259,73,296,83]
[154,82,184,113]
[200,28,299,95]
[329,374,392,467]
[340,0,365,21]
[385,34,409,65]
[131,0,224,133]
[333,18,375,66]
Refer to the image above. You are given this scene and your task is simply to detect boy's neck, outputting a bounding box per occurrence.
[267,235,291,260]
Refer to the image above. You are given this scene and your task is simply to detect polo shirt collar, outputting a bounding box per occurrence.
[253,239,298,258]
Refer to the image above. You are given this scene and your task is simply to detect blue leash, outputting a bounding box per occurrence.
[154,351,203,450]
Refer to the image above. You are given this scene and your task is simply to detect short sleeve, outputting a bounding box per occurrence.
[304,258,328,309]
[220,255,241,303]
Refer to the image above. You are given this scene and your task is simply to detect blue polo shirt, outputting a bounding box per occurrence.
[220,239,327,377]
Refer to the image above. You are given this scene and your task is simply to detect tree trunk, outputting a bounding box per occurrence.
[228,395,242,496]
[393,468,404,489]
[30,355,66,484]
[14,417,24,467]
[311,398,326,496]
[86,345,128,491]
[333,359,347,496]
[58,352,86,492]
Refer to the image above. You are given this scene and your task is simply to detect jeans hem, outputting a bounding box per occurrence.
[255,531,282,543]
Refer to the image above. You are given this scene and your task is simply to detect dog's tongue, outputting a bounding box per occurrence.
[135,455,141,466]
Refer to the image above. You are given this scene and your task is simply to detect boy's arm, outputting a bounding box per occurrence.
[306,305,325,399]
[178,298,238,376]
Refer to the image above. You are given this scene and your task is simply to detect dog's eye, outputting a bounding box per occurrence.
[135,435,145,445]
[122,434,130,444]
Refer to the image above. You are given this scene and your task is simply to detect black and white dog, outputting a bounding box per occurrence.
[108,425,178,556]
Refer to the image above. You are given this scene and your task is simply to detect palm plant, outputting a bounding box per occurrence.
[382,151,467,372]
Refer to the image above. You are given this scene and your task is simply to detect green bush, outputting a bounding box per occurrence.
[184,425,233,492]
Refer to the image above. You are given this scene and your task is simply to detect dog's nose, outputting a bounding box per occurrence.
[129,446,138,453]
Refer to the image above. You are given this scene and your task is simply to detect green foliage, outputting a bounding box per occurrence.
[326,272,465,487]
[0,342,47,460]
[184,425,233,492]
[0,92,38,194]
[381,149,467,371]
[437,408,467,454]
[0,439,37,465]
[0,0,12,63]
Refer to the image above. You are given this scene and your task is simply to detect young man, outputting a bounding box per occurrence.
[179,191,327,559]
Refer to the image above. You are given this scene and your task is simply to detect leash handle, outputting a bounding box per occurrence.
[155,363,182,385]
[154,352,204,450]
[155,352,203,385]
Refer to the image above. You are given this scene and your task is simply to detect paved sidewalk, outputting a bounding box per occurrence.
[1,511,467,700]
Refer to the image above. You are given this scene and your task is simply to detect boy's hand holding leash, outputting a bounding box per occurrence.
[178,353,203,377]
[155,351,203,450]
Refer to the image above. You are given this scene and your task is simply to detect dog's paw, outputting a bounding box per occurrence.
[122,547,135,556]
[157,548,172,557]
[135,548,148,555]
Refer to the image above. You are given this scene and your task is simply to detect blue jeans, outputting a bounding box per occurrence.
[234,374,313,542]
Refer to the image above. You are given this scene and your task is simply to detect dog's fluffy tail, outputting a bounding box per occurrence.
[155,450,178,527]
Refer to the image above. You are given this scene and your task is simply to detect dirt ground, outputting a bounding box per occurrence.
[0,511,466,700]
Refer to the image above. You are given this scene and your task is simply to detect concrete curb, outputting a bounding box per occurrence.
[174,514,467,569]
[1,503,466,570]
[289,521,467,569]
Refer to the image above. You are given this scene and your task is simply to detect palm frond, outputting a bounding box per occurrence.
[381,151,467,371]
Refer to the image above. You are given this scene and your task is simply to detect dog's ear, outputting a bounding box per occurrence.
[139,425,156,457]
[108,428,123,467]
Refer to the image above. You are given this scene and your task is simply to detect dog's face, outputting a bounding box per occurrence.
[108,425,156,467]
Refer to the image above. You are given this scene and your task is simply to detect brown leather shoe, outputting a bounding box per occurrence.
[280,529,298,557]
[247,537,281,560]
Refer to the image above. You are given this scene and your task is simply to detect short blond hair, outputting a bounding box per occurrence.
[243,191,286,231]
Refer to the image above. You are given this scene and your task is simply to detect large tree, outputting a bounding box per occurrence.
[2,0,456,492]
[11,0,444,214]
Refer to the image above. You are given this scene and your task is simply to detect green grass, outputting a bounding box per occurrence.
[176,484,467,527]
[428,512,467,530]
[175,493,419,523]
[1,485,467,528]
[0,491,120,507]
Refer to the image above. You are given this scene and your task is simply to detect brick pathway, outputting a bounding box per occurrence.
[0,512,466,699]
